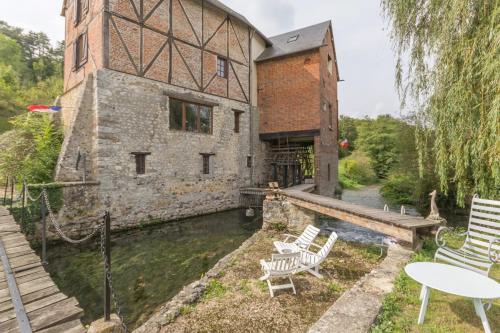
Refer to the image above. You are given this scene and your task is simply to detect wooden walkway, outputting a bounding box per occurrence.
[282,185,442,247]
[0,206,85,333]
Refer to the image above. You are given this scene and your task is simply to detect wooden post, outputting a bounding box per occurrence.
[104,211,111,321]
[21,181,25,225]
[40,192,48,265]
[9,177,14,209]
[3,177,8,205]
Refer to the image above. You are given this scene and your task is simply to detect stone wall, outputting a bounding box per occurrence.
[262,194,315,232]
[56,68,260,229]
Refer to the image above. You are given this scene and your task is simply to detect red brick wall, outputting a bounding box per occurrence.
[64,0,104,92]
[257,50,321,134]
[316,26,339,194]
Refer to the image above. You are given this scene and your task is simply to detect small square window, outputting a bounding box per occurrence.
[73,32,88,71]
[131,152,150,175]
[233,110,243,133]
[74,0,89,26]
[287,35,299,43]
[217,57,227,78]
[200,153,214,175]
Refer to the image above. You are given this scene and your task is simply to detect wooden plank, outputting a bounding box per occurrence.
[0,286,61,313]
[27,297,82,331]
[0,293,68,323]
[0,209,85,332]
[37,318,86,333]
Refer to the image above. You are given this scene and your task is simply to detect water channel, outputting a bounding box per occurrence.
[42,185,467,328]
[42,209,262,328]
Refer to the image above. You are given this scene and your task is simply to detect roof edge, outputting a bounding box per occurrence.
[255,45,324,63]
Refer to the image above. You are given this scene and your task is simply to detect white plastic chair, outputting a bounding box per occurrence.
[259,252,301,297]
[297,231,338,278]
[274,225,320,254]
[435,195,500,277]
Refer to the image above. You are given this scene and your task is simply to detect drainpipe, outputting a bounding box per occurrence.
[249,29,256,187]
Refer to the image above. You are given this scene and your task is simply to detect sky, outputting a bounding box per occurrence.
[0,0,401,118]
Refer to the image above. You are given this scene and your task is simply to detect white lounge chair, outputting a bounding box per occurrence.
[274,225,321,254]
[259,252,301,297]
[435,195,499,276]
[298,231,338,278]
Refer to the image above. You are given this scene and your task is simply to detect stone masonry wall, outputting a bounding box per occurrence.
[93,68,252,227]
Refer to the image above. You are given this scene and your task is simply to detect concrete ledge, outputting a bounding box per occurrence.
[308,244,413,333]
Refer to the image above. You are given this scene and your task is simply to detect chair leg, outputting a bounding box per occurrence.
[307,266,323,279]
[288,277,296,295]
[266,279,274,297]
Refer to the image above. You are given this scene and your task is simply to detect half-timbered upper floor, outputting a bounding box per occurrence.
[61,0,271,104]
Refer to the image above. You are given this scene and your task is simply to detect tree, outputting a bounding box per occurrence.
[338,115,358,158]
[382,0,500,205]
[355,115,403,179]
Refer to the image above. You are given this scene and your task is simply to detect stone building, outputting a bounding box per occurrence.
[56,0,340,228]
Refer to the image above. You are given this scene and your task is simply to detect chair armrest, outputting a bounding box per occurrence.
[282,234,298,242]
[435,226,468,248]
[308,242,323,250]
[488,238,500,264]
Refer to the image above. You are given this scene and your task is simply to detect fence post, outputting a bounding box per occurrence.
[104,211,111,321]
[3,177,7,205]
[40,190,48,265]
[21,181,25,226]
[9,177,14,209]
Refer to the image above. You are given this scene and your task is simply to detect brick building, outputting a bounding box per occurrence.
[56,0,340,228]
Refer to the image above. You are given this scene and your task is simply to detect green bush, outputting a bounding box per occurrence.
[380,174,417,205]
[0,113,63,184]
[339,151,377,189]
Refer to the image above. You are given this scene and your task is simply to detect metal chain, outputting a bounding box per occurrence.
[42,189,102,244]
[99,218,128,333]
[25,185,43,202]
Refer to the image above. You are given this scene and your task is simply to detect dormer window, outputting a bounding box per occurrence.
[287,35,299,43]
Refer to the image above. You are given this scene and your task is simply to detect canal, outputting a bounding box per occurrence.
[42,209,261,328]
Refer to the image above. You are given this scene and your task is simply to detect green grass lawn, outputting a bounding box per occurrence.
[372,237,499,333]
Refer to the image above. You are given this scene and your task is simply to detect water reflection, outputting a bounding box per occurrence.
[43,209,262,328]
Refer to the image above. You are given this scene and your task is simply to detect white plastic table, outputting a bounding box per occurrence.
[405,262,500,333]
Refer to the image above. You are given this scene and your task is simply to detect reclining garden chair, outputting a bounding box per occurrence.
[274,225,321,254]
[298,231,338,279]
[435,195,499,277]
[259,252,301,297]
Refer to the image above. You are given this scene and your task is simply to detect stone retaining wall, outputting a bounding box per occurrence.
[308,244,413,332]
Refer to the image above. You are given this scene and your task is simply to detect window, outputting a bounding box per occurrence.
[233,110,243,133]
[73,0,89,26]
[169,99,212,134]
[327,54,333,75]
[287,35,299,43]
[200,153,214,175]
[217,56,227,78]
[247,156,252,168]
[328,164,331,181]
[329,103,333,129]
[131,152,150,175]
[73,32,88,71]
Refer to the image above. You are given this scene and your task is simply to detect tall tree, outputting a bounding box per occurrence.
[382,0,500,205]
